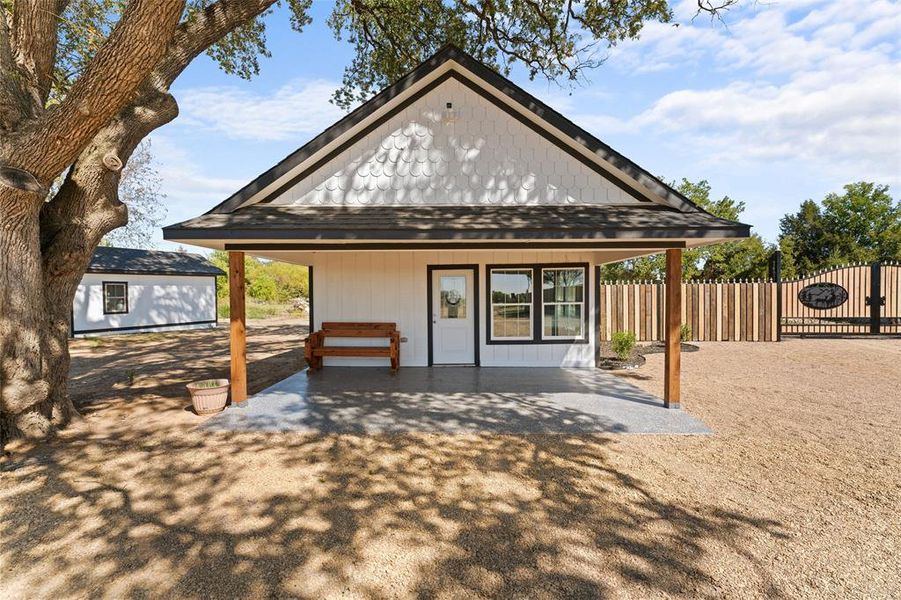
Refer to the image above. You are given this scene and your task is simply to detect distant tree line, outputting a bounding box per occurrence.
[208,251,309,304]
[601,180,900,281]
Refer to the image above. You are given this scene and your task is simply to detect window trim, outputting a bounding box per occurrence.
[486,262,589,345]
[102,281,129,315]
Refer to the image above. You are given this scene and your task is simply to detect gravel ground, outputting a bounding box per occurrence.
[1,323,899,599]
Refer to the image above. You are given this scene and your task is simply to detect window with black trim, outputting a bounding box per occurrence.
[103,282,128,314]
[487,264,587,344]
[542,267,585,339]
[489,269,533,340]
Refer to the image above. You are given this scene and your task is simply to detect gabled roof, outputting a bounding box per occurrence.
[87,247,224,276]
[201,45,711,216]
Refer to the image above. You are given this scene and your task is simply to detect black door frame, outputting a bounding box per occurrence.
[427,264,480,366]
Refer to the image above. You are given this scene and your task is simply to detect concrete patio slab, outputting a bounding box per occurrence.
[202,367,710,434]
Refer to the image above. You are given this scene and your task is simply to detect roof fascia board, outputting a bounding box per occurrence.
[164,225,750,242]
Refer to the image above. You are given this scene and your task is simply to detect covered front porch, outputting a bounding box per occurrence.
[202,366,709,434]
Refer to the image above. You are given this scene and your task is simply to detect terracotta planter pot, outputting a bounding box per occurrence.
[187,379,230,415]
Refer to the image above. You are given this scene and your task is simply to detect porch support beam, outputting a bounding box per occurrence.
[664,248,682,409]
[229,251,248,405]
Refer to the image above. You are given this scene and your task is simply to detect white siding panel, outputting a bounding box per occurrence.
[272,78,638,207]
[310,250,596,367]
[73,273,217,335]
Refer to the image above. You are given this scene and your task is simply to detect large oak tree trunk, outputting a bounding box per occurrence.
[0,190,55,439]
[0,0,273,445]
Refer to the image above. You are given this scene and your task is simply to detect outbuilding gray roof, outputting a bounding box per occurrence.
[87,246,225,276]
[164,204,750,242]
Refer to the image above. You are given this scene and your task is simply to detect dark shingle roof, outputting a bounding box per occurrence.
[164,204,750,241]
[87,247,224,276]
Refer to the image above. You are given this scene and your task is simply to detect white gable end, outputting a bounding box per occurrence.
[270,77,643,207]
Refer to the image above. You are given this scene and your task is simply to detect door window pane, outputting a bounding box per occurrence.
[440,275,466,319]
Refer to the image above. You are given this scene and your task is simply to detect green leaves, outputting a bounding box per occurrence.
[601,177,771,281]
[327,0,672,109]
[779,182,901,276]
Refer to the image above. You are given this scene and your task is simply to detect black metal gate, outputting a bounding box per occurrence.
[775,257,901,337]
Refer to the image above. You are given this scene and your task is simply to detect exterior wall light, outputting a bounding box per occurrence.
[443,102,457,125]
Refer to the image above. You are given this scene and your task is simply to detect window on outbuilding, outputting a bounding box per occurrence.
[488,264,588,344]
[103,282,128,314]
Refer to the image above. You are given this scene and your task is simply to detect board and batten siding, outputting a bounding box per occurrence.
[72,273,218,336]
[309,250,597,367]
[270,77,641,207]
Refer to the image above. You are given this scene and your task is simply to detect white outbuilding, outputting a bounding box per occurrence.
[71,247,224,337]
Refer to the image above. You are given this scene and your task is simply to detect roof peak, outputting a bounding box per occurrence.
[190,43,712,219]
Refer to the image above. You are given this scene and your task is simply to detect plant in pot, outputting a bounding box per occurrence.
[187,379,230,415]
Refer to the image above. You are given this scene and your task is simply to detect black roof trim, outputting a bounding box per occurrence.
[87,246,225,276]
[202,45,704,216]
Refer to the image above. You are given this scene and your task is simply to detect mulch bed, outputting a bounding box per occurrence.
[637,341,701,355]
[597,340,699,370]
[596,353,647,370]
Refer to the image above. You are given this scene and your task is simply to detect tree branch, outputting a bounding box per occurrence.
[14,0,185,181]
[154,0,276,87]
[11,0,62,107]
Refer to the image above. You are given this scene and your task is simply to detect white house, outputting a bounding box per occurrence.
[71,247,224,336]
[163,46,750,407]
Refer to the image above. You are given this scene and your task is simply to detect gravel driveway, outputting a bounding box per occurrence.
[1,322,898,599]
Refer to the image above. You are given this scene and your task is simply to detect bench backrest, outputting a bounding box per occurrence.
[319,322,398,338]
[321,322,396,331]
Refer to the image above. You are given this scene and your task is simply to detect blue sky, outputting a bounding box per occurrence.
[151,0,901,250]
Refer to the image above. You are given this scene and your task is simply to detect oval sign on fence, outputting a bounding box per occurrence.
[798,282,849,310]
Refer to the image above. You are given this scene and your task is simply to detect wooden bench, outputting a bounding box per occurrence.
[304,322,400,373]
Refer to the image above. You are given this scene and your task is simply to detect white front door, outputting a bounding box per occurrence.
[432,269,476,365]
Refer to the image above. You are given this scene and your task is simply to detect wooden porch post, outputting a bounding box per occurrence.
[665,249,682,409]
[229,251,247,404]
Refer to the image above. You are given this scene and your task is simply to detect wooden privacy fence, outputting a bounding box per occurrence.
[598,259,901,342]
[598,279,778,342]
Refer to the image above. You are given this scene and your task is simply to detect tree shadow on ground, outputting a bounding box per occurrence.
[1,431,788,598]
[1,321,790,598]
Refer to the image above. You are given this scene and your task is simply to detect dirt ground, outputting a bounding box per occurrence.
[1,320,899,599]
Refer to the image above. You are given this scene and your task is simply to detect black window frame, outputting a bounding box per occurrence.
[486,262,589,345]
[102,281,129,315]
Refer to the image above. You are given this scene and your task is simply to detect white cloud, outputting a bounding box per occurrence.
[177,79,345,141]
[582,0,901,184]
[151,135,248,212]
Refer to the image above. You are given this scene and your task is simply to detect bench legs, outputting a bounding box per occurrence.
[390,332,400,374]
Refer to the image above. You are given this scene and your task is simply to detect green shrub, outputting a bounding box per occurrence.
[680,323,692,343]
[611,331,636,360]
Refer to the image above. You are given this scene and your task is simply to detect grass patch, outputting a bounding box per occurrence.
[218,300,306,320]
